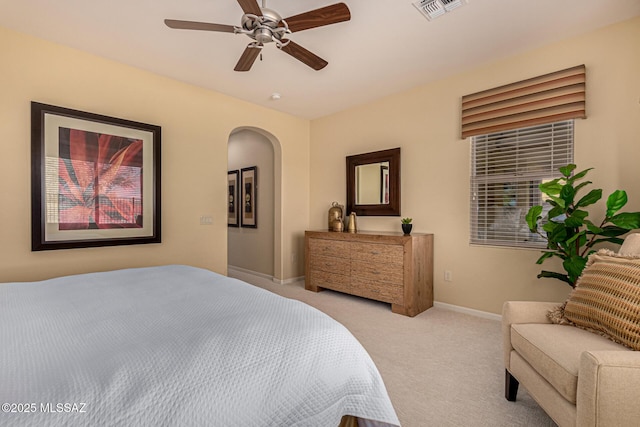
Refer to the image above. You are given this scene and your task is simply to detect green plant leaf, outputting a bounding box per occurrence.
[539,180,562,196]
[590,237,625,247]
[526,206,543,231]
[606,190,628,218]
[546,195,566,209]
[558,164,576,178]
[560,184,576,206]
[599,225,632,237]
[610,212,640,229]
[544,239,565,255]
[585,220,603,234]
[548,206,565,221]
[542,221,561,232]
[563,255,587,284]
[544,222,568,243]
[535,252,556,264]
[564,210,589,228]
[575,189,602,208]
[569,167,593,182]
[537,270,574,287]
[567,234,588,256]
[565,233,587,256]
[573,180,592,194]
[566,230,587,245]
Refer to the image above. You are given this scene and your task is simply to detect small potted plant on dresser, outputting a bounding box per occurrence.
[401,217,413,235]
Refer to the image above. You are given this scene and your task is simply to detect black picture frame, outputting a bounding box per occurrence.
[31,101,161,251]
[228,170,239,227]
[240,166,257,228]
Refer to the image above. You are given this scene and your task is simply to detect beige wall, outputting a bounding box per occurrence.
[310,17,640,314]
[2,17,638,314]
[0,26,309,283]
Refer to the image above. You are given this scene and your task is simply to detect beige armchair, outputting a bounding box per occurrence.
[503,235,640,426]
[503,301,640,426]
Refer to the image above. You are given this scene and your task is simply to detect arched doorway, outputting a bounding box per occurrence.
[227,127,283,282]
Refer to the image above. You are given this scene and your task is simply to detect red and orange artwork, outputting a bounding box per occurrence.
[57,127,143,230]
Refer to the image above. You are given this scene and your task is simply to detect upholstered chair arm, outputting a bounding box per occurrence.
[577,350,640,427]
[502,301,561,369]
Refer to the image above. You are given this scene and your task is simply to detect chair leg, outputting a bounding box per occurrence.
[505,370,519,401]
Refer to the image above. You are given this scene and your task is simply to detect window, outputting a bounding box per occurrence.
[470,120,574,248]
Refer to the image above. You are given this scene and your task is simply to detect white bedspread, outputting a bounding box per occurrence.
[0,265,400,427]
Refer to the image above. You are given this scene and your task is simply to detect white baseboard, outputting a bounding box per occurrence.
[433,301,501,321]
[229,265,501,321]
[227,265,304,285]
[278,275,305,285]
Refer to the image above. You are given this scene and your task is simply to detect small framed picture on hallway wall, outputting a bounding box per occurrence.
[240,166,257,228]
[227,170,239,227]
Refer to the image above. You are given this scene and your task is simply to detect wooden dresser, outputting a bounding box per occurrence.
[304,230,433,317]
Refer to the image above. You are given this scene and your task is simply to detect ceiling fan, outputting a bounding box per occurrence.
[164,0,351,72]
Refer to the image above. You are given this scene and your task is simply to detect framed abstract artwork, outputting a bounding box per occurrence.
[31,102,161,251]
[227,170,239,227]
[240,166,257,228]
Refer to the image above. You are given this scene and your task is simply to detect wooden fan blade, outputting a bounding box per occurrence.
[164,19,235,33]
[283,3,351,33]
[234,44,262,72]
[236,0,262,16]
[279,40,328,71]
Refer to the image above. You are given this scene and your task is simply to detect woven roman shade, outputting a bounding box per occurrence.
[461,65,586,139]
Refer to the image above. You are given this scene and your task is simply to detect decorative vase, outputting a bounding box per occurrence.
[401,223,412,235]
[328,201,344,231]
[347,212,358,233]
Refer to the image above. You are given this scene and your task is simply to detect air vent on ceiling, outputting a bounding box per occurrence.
[413,0,467,21]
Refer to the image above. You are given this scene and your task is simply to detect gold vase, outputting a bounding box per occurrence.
[347,212,357,233]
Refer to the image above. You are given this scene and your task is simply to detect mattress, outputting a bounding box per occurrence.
[0,265,400,426]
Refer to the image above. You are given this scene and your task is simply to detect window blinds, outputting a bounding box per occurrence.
[470,120,574,248]
[461,65,585,139]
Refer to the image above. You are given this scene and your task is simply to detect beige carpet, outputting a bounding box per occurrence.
[230,271,557,427]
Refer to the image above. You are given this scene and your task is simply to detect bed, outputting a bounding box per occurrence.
[0,265,400,426]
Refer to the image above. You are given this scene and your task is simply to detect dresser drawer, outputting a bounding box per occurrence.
[309,238,350,258]
[351,276,404,305]
[310,254,350,275]
[350,242,403,265]
[309,270,350,294]
[351,260,403,286]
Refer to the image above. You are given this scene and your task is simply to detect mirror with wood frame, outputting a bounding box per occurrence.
[346,147,400,216]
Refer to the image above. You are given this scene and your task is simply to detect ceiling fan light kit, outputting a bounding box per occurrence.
[165,0,351,72]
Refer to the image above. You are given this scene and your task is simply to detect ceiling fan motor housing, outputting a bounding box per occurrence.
[240,8,284,44]
[260,8,282,24]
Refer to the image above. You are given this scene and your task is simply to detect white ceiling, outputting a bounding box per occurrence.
[1,0,639,119]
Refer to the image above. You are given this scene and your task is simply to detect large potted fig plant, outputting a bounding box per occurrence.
[526,164,640,287]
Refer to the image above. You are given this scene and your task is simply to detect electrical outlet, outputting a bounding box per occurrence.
[444,270,453,282]
[200,215,213,225]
